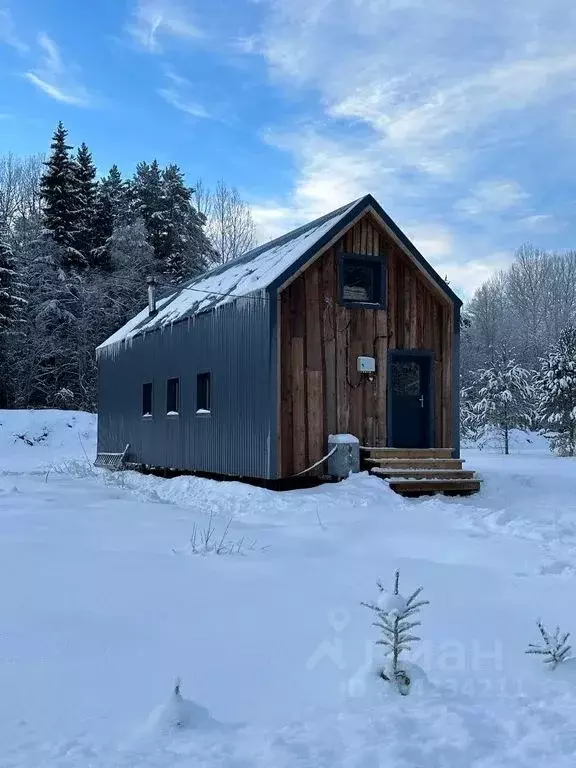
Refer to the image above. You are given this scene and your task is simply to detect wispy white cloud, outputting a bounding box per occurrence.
[128,0,203,52]
[516,214,558,233]
[0,7,28,53]
[433,252,515,298]
[260,128,395,219]
[407,224,455,260]
[328,53,576,174]
[455,181,529,217]
[248,0,576,292]
[158,70,209,118]
[24,33,93,107]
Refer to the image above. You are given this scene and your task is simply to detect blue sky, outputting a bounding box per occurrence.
[1,0,575,296]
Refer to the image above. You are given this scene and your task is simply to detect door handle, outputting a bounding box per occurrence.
[419,395,424,408]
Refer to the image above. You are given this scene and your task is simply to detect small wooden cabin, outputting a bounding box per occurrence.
[97,194,475,492]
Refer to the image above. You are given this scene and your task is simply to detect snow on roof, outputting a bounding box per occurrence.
[97,198,361,351]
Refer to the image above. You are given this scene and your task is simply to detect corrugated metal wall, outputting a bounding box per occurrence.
[97,298,274,478]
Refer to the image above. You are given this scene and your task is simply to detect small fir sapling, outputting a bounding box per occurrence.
[362,570,429,695]
[526,619,572,669]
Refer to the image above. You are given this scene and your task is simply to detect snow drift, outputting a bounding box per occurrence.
[2,409,576,767]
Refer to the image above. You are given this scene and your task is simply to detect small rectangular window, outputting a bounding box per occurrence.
[340,255,385,307]
[142,382,153,416]
[166,377,180,414]
[197,372,211,413]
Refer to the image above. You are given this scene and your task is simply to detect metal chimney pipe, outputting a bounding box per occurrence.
[147,276,157,316]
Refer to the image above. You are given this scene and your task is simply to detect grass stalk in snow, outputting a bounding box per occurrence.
[181,512,268,556]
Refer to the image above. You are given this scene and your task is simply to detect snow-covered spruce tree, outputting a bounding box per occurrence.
[132,159,164,258]
[132,161,212,281]
[101,164,132,225]
[526,620,572,669]
[362,571,429,695]
[73,142,98,264]
[92,165,133,270]
[102,218,155,326]
[19,238,83,407]
[460,382,482,444]
[40,122,85,270]
[0,215,26,406]
[536,326,576,456]
[91,189,114,271]
[469,358,534,454]
[161,164,212,281]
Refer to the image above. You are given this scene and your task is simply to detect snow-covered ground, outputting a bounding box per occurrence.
[2,412,576,767]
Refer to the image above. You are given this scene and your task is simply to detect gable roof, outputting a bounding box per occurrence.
[97,194,461,352]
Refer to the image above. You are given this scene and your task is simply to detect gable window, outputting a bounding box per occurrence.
[339,254,385,308]
[166,377,180,415]
[142,382,153,417]
[196,372,211,413]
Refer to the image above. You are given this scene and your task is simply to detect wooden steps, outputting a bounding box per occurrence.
[361,447,454,459]
[367,457,464,470]
[364,447,480,497]
[387,478,480,497]
[371,468,475,480]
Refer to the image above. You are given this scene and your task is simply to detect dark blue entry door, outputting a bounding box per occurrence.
[388,353,433,448]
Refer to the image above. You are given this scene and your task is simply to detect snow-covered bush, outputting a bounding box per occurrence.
[362,570,429,695]
[152,678,217,732]
[466,359,535,454]
[536,326,576,456]
[526,619,572,669]
[50,387,76,409]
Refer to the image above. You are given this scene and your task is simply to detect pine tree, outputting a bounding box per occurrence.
[40,122,85,270]
[132,160,164,259]
[0,216,26,405]
[73,142,98,263]
[537,326,576,456]
[91,190,114,271]
[92,165,132,266]
[0,220,26,407]
[132,161,211,280]
[98,218,155,329]
[161,164,211,280]
[469,358,534,454]
[102,164,131,223]
[362,571,429,695]
[0,217,26,329]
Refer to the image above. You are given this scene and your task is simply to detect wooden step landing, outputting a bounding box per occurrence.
[367,458,464,470]
[363,446,480,496]
[361,447,454,459]
[387,478,481,497]
[371,468,475,480]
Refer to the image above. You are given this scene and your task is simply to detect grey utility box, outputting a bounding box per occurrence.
[327,434,360,478]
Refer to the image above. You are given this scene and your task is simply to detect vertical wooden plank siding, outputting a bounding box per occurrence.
[279,214,454,476]
[279,289,293,474]
[322,256,337,437]
[305,268,323,463]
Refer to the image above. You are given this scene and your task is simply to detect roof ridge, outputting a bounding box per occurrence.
[98,192,462,352]
[177,197,364,290]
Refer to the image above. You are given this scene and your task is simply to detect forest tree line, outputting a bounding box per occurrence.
[461,245,576,455]
[1,122,575,454]
[0,122,256,410]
